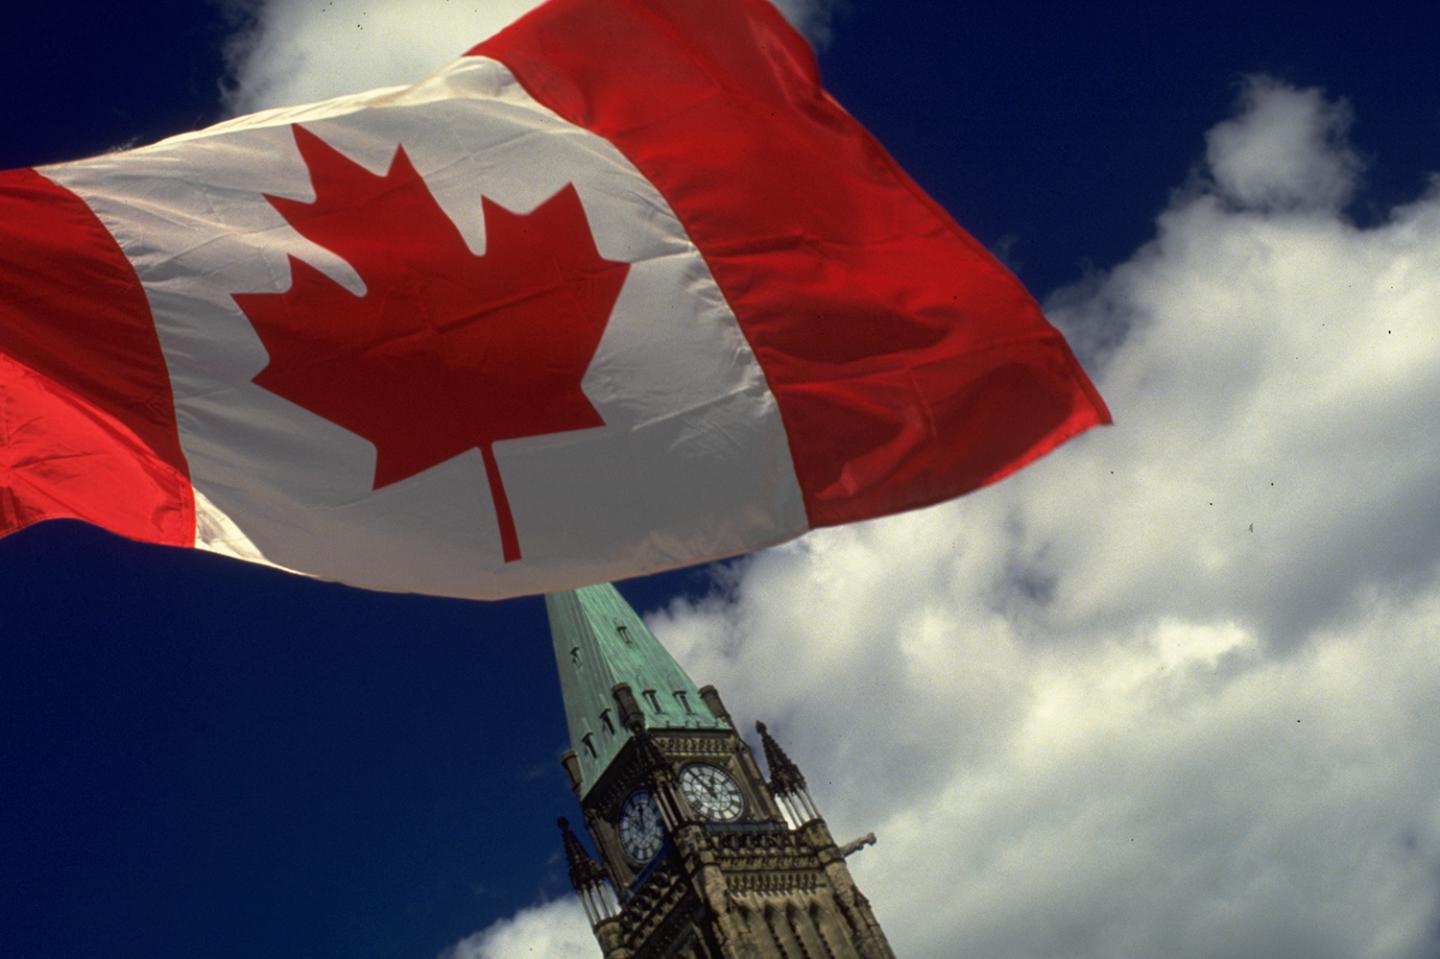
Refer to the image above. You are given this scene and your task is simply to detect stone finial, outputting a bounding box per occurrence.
[560,751,583,797]
[558,817,608,891]
[698,684,732,723]
[756,721,808,794]
[612,682,645,732]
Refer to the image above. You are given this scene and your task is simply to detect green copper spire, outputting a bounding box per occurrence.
[546,583,729,798]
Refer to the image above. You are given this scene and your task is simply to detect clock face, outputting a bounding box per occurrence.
[679,763,744,821]
[618,789,665,863]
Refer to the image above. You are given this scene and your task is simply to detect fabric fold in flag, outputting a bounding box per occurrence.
[0,0,1109,600]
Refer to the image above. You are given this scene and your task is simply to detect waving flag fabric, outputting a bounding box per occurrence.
[0,0,1109,599]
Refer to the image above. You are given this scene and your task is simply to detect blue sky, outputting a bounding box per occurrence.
[4,2,1440,958]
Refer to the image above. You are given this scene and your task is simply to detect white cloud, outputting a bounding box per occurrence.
[1204,76,1363,212]
[221,0,837,114]
[222,0,547,113]
[440,898,593,959]
[639,78,1440,958]
[768,0,843,48]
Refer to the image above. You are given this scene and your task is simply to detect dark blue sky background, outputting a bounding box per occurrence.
[2,2,1437,957]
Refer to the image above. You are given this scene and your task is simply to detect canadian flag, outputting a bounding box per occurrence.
[0,0,1109,599]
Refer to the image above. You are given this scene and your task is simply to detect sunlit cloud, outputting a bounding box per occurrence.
[440,898,593,959]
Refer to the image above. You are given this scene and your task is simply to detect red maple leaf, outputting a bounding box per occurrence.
[234,125,629,563]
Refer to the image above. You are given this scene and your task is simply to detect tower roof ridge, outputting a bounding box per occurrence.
[546,583,729,798]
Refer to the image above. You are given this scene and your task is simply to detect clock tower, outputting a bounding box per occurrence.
[546,584,896,959]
